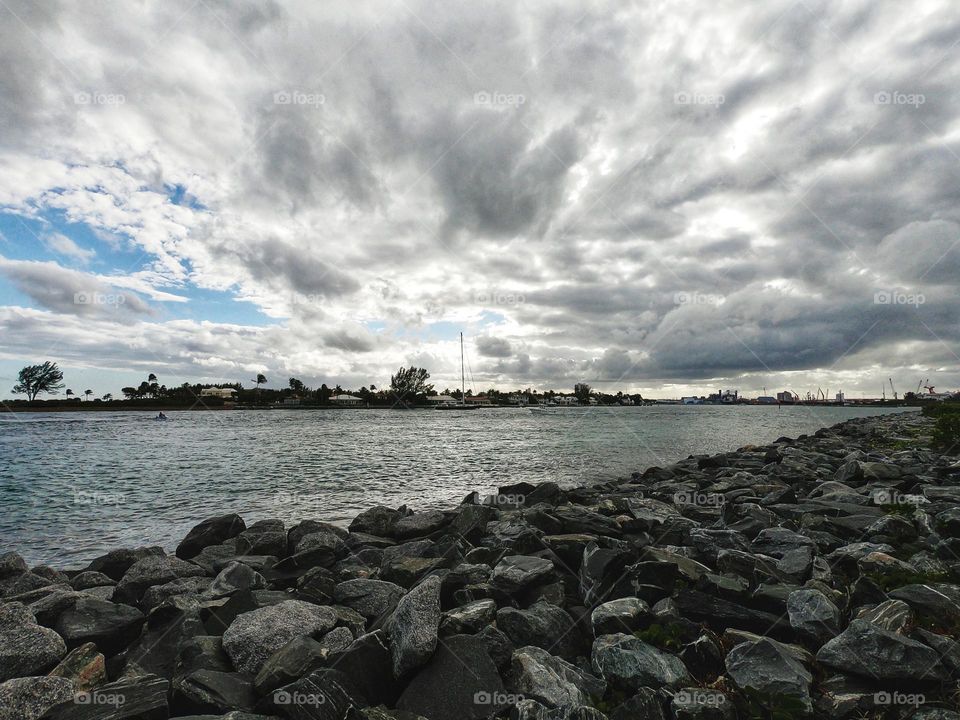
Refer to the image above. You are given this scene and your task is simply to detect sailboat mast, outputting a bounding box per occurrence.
[460,332,465,404]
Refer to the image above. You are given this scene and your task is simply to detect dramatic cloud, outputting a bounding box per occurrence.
[0,0,958,397]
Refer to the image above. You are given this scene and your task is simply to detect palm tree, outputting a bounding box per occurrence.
[83,389,93,401]
[66,389,74,400]
[102,393,112,401]
[252,373,267,403]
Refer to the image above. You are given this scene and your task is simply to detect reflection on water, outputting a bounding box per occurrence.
[0,405,910,566]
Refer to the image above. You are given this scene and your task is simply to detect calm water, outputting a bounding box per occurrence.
[0,405,911,567]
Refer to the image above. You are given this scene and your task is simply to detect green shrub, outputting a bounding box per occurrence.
[932,413,960,454]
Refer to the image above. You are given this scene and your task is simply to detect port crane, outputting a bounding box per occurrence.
[889,378,897,401]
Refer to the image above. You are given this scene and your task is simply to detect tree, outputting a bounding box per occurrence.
[389,366,433,407]
[12,362,65,401]
[84,389,93,401]
[121,386,138,400]
[102,393,112,401]
[574,382,592,404]
[66,389,75,399]
[289,377,305,394]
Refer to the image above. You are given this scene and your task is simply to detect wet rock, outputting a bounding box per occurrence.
[69,572,114,591]
[609,687,667,720]
[508,646,606,709]
[222,600,338,675]
[327,630,401,706]
[726,638,812,714]
[0,603,66,681]
[396,633,506,720]
[889,583,960,626]
[393,511,449,540]
[350,506,402,537]
[491,556,555,593]
[83,547,165,582]
[590,597,651,637]
[497,601,583,660]
[47,643,105,692]
[177,514,246,560]
[54,597,145,656]
[140,576,213,611]
[386,575,441,678]
[0,676,73,720]
[855,599,913,633]
[591,633,691,691]
[205,562,266,599]
[42,673,169,719]
[234,519,287,556]
[672,590,785,635]
[817,618,946,682]
[678,634,724,682]
[252,636,329,696]
[113,555,208,605]
[787,588,841,643]
[476,625,514,669]
[439,599,496,635]
[380,556,445,589]
[334,579,405,620]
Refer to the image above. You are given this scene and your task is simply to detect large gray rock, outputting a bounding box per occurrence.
[54,597,145,656]
[0,676,73,720]
[817,619,946,682]
[175,669,256,714]
[47,643,105,693]
[787,588,841,643]
[350,506,401,536]
[726,638,812,714]
[386,575,441,677]
[396,633,508,720]
[508,646,606,709]
[0,603,66,681]
[392,510,448,540]
[222,600,338,675]
[591,597,652,636]
[334,578,405,619]
[41,672,169,719]
[889,584,960,627]
[205,562,266,599]
[591,633,690,691]
[82,546,164,582]
[497,601,582,660]
[176,514,246,560]
[440,599,497,635]
[113,555,207,604]
[252,636,329,696]
[491,556,555,593]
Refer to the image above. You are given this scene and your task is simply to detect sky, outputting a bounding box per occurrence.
[0,0,958,400]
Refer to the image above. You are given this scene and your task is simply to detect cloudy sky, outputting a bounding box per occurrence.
[1,0,958,399]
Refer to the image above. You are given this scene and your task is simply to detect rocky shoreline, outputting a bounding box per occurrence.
[2,411,960,720]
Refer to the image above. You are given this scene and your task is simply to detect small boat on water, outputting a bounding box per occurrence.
[437,333,480,411]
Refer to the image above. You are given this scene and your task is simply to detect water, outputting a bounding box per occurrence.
[0,405,911,567]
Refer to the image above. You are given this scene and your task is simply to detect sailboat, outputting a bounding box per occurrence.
[437,332,480,410]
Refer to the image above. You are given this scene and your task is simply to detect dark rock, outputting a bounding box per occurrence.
[252,637,329,696]
[41,673,169,720]
[889,584,960,627]
[579,544,630,606]
[47,643,105,692]
[386,575,441,677]
[491,556,555,593]
[855,599,913,633]
[393,511,449,540]
[177,514,246,560]
[678,634,724,682]
[0,603,66,681]
[176,669,256,714]
[141,577,212,611]
[508,646,606,709]
[222,600,338,675]
[397,634,507,720]
[350,506,401,537]
[476,625,514,669]
[206,562,266,599]
[114,555,208,605]
[54,597,145,656]
[726,638,812,714]
[69,572,114,591]
[609,687,667,720]
[590,597,652,637]
[334,579,404,620]
[449,505,497,543]
[380,556,445,589]
[327,630,401,706]
[591,633,690,691]
[439,599,496,635]
[497,602,583,660]
[235,520,287,557]
[0,676,73,720]
[671,688,734,720]
[817,618,946,682]
[83,547,165,582]
[672,590,786,636]
[787,588,841,643]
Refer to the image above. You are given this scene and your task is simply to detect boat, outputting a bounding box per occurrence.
[436,333,480,411]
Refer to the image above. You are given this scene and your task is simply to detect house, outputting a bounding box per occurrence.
[330,394,364,406]
[505,394,528,406]
[555,396,579,406]
[282,397,301,406]
[777,391,798,403]
[200,387,237,399]
[465,395,493,406]
[427,395,457,405]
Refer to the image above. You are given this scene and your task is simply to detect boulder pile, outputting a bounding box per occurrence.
[2,411,960,719]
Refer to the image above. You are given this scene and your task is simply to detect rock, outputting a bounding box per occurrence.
[235,519,287,556]
[47,643,105,692]
[508,646,606,709]
[266,668,363,720]
[590,598,652,637]
[396,633,507,720]
[0,676,73,720]
[319,627,353,654]
[222,600,338,675]
[678,634,724,682]
[54,597,145,656]
[82,546,165,582]
[140,576,212,611]
[113,555,208,605]
[252,636,329,696]
[69,572,114,591]
[579,544,631,606]
[175,669,256,714]
[439,599,496,635]
[856,599,913,633]
[205,562,266,599]
[380,556,445,588]
[176,514,246,560]
[497,602,583,660]
[0,552,28,581]
[672,590,786,635]
[817,618,946,682]
[787,588,841,643]
[726,638,812,714]
[0,603,66,681]
[327,630,402,706]
[393,511,448,540]
[41,673,169,719]
[386,575,441,677]
[476,625,514,669]
[889,584,960,626]
[334,579,405,620]
[350,506,401,537]
[591,633,690,690]
[491,556,555,593]
[610,687,667,720]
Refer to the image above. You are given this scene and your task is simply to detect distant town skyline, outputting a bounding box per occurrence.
[1,1,958,399]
